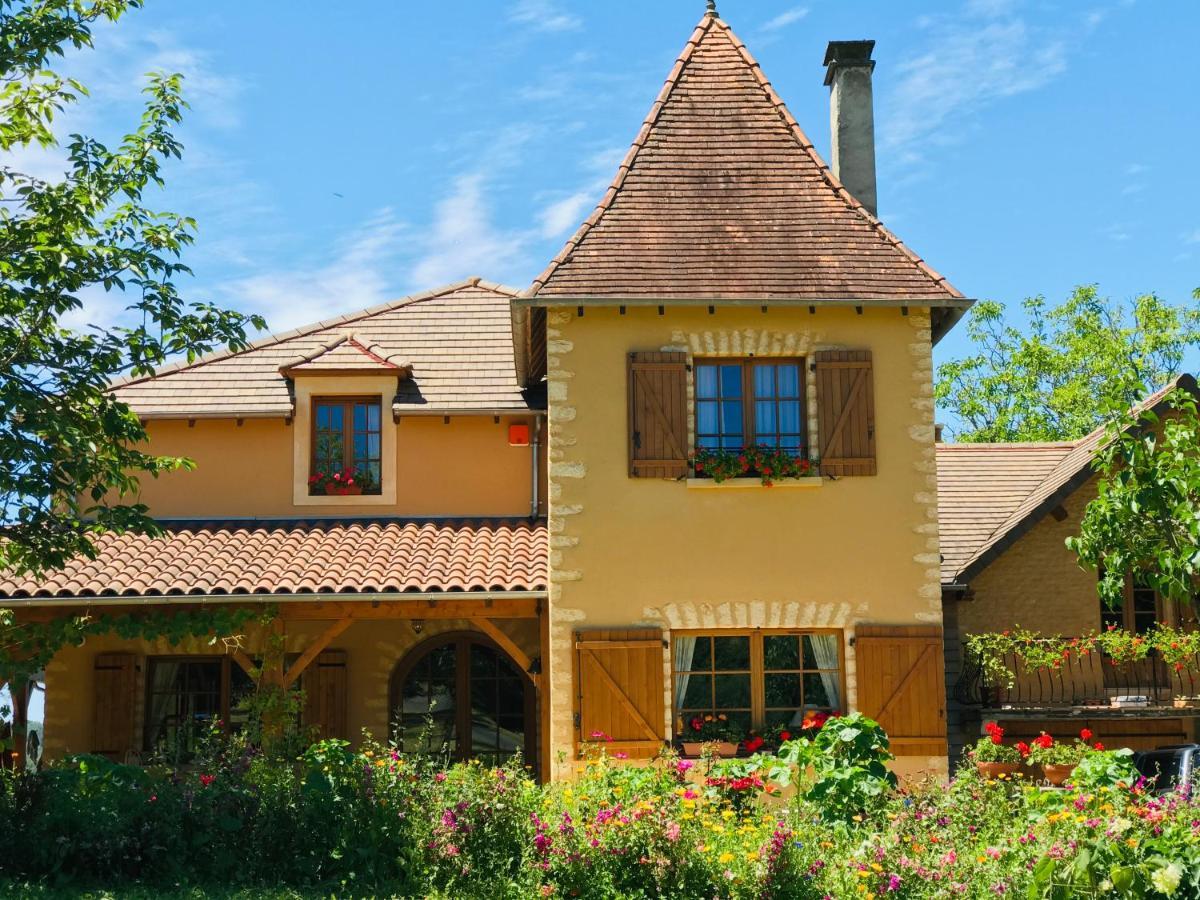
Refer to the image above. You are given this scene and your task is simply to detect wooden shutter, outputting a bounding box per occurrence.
[575,628,666,758]
[855,625,947,757]
[628,352,689,479]
[92,653,137,761]
[303,650,348,740]
[814,350,876,476]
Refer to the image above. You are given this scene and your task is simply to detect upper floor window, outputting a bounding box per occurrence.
[310,397,382,495]
[695,359,804,454]
[1101,577,1161,635]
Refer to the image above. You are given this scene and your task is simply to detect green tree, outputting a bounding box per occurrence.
[0,0,265,578]
[935,286,1200,442]
[1066,387,1200,607]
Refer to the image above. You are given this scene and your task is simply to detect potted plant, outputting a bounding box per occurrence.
[309,469,365,496]
[679,714,740,757]
[691,445,816,487]
[1026,729,1103,785]
[970,722,1023,779]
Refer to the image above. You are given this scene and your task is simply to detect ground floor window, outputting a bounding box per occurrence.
[389,633,535,773]
[671,630,843,736]
[144,657,253,757]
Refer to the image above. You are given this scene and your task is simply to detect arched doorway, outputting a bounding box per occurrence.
[389,632,536,774]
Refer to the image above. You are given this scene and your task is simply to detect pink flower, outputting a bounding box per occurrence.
[675,759,694,776]
[665,821,682,843]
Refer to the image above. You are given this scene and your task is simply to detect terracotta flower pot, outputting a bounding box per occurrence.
[975,761,1021,780]
[680,741,738,758]
[1042,763,1076,786]
[325,483,363,496]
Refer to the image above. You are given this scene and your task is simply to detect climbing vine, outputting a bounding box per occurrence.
[0,604,277,686]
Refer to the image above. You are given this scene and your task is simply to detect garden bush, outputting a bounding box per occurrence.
[1,715,1198,898]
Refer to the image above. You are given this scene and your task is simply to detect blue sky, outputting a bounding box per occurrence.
[24,0,1200,369]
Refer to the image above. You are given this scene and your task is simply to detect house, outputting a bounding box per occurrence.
[939,376,1200,759]
[1,8,977,780]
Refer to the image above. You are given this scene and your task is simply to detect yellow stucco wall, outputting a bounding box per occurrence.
[40,613,539,760]
[542,304,944,777]
[130,404,544,519]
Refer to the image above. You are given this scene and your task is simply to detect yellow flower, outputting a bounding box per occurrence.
[722,809,735,820]
[712,824,725,834]
[857,870,871,879]
[719,852,734,864]
[977,856,987,864]
[745,851,759,862]
[870,863,883,873]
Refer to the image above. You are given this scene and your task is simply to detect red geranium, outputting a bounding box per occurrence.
[1016,741,1031,758]
[1080,728,1093,742]
[1033,733,1054,750]
[743,735,765,753]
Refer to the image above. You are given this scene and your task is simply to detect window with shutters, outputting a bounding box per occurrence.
[671,630,843,738]
[143,657,253,757]
[694,359,805,455]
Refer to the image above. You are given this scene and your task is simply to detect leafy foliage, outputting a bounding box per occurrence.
[0,0,265,577]
[1067,388,1200,606]
[935,286,1200,442]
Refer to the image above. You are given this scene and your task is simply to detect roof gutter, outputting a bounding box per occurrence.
[0,590,549,608]
[513,296,974,310]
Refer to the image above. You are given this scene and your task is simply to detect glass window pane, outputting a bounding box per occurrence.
[720,364,742,397]
[354,403,367,431]
[755,401,776,435]
[763,636,800,670]
[329,405,343,429]
[687,637,711,671]
[696,365,717,399]
[680,674,712,710]
[764,673,801,708]
[697,401,718,435]
[712,636,750,670]
[713,674,751,708]
[753,364,775,398]
[777,364,800,397]
[803,635,841,670]
[367,433,381,458]
[720,400,743,433]
[367,403,381,430]
[697,435,719,450]
[803,672,835,708]
[781,435,802,450]
[778,400,801,435]
[353,433,367,458]
[316,405,330,429]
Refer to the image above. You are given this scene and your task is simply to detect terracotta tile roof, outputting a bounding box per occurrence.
[113,279,537,419]
[526,13,962,302]
[937,376,1197,586]
[0,519,549,599]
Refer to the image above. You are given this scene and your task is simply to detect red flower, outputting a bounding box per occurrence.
[779,730,791,741]
[1080,728,1094,742]
[1016,741,1030,758]
[199,774,216,787]
[1033,733,1053,750]
[743,736,764,753]
[1093,742,1105,751]
[990,732,1003,746]
[690,717,704,733]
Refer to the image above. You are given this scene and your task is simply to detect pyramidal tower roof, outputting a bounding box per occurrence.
[525,12,963,303]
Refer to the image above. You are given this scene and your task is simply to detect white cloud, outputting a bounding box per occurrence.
[215,209,409,334]
[1102,223,1132,242]
[1183,228,1200,245]
[882,8,1067,159]
[507,0,581,34]
[760,6,809,32]
[409,174,529,288]
[538,190,593,239]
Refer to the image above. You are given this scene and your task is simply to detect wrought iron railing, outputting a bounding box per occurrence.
[956,640,1200,712]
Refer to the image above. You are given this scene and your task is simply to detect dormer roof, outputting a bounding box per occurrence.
[279,333,411,377]
[523,13,965,306]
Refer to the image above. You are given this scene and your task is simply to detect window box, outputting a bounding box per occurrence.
[686,476,822,490]
[324,483,363,496]
[679,740,739,758]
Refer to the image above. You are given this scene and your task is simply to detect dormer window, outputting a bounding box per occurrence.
[309,397,383,495]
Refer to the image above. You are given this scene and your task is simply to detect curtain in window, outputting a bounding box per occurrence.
[145,661,182,749]
[807,634,842,710]
[672,636,697,725]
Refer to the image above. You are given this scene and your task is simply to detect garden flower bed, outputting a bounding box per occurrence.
[1,715,1198,898]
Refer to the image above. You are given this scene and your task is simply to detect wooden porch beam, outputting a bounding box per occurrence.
[283,617,354,688]
[474,618,535,682]
[229,649,256,677]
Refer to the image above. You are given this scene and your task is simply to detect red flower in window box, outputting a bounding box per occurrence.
[311,468,372,495]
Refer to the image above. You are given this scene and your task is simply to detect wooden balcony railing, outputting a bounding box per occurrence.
[955,639,1200,715]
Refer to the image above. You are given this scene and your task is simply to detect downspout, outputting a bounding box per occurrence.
[529,416,541,520]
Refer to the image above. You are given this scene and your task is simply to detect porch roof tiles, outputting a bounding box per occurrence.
[0,519,549,599]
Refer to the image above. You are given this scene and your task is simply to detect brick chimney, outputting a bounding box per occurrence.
[824,40,877,217]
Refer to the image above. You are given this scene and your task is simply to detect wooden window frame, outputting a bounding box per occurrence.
[693,357,806,454]
[142,655,250,752]
[669,628,845,734]
[309,395,383,495]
